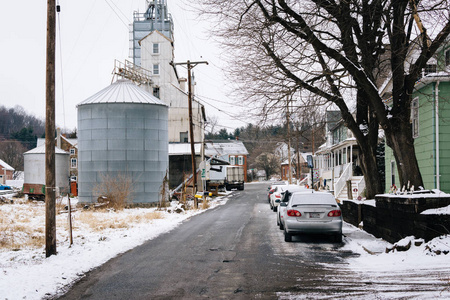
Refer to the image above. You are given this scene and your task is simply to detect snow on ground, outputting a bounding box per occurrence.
[0,193,233,300]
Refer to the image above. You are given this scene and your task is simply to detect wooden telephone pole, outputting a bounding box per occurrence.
[286,95,292,184]
[45,0,57,257]
[171,60,208,206]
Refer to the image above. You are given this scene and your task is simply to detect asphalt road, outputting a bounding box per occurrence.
[56,182,446,299]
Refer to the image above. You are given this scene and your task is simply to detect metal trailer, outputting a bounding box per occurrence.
[225,166,245,191]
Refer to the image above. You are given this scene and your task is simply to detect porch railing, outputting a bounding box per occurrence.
[334,163,352,198]
[356,176,365,198]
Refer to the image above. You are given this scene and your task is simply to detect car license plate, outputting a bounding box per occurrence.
[309,213,320,218]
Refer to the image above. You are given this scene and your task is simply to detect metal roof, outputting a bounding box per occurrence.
[205,141,249,156]
[77,79,167,106]
[169,143,202,156]
[24,145,69,155]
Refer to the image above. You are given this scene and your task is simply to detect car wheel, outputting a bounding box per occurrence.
[269,202,273,210]
[272,206,277,212]
[279,221,284,230]
[333,232,342,243]
[284,228,292,242]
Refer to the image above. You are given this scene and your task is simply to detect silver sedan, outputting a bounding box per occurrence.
[280,191,342,243]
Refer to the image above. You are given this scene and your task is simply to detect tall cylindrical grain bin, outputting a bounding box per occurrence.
[23,145,70,197]
[77,79,168,204]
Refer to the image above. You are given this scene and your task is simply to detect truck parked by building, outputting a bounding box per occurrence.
[225,165,245,191]
[201,158,245,192]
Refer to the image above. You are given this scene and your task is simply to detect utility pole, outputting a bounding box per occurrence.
[171,60,208,207]
[286,95,292,184]
[45,0,57,257]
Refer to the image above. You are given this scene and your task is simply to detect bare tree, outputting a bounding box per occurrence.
[197,0,450,197]
[205,115,219,135]
[255,152,280,179]
[0,140,26,177]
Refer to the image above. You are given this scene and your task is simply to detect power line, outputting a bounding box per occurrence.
[195,93,247,108]
[104,0,130,30]
[195,95,251,125]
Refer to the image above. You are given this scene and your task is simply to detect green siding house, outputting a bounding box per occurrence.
[384,44,450,193]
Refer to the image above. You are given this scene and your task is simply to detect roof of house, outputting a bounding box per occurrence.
[169,143,202,156]
[77,79,167,106]
[205,141,249,157]
[0,159,14,171]
[138,29,173,45]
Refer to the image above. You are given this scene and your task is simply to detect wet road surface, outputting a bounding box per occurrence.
[56,183,450,299]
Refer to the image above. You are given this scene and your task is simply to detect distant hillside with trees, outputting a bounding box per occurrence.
[0,105,46,173]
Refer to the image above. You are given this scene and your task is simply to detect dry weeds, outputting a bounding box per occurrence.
[0,205,46,249]
[93,172,135,210]
[0,197,167,251]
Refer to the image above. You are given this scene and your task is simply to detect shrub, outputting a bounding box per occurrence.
[93,172,135,210]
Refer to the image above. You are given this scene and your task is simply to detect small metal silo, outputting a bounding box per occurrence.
[23,145,70,198]
[77,79,169,204]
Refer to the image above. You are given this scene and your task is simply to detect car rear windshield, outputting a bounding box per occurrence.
[291,193,336,205]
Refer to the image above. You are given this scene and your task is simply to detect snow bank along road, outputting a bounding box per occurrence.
[56,182,450,299]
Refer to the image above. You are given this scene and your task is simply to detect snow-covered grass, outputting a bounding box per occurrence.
[0,193,232,300]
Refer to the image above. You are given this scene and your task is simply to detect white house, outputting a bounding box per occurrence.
[313,111,365,200]
[135,1,205,144]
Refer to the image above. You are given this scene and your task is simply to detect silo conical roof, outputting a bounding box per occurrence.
[24,144,69,155]
[77,79,167,106]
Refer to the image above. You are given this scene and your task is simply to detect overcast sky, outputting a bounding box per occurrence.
[0,0,247,134]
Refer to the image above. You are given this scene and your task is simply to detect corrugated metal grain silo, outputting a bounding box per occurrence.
[23,145,70,198]
[77,79,169,204]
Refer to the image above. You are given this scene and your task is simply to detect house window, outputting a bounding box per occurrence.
[71,158,77,168]
[153,64,159,75]
[424,64,437,76]
[153,87,160,99]
[411,97,419,138]
[230,156,236,165]
[238,156,244,165]
[180,132,188,143]
[152,43,159,54]
[70,148,75,155]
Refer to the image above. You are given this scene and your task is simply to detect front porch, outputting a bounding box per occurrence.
[313,140,365,200]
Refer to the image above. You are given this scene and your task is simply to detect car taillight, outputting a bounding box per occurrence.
[275,194,281,198]
[328,210,341,217]
[287,209,302,217]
